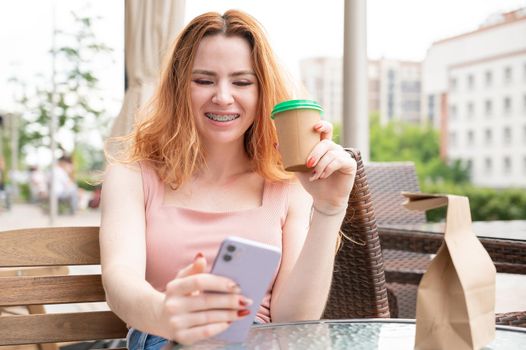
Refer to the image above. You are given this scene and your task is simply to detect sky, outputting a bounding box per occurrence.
[0,0,525,122]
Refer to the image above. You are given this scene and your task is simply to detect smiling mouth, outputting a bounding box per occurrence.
[205,113,240,122]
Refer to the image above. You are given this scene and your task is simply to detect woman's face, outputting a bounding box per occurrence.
[190,34,259,149]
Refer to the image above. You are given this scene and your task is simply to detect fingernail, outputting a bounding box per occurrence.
[237,309,251,317]
[306,156,316,168]
[309,171,318,182]
[194,252,204,261]
[230,283,242,293]
[239,297,253,307]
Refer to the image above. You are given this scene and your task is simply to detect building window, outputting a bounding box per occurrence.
[503,127,512,145]
[504,157,512,175]
[503,96,512,115]
[449,104,457,120]
[467,130,474,145]
[467,102,474,118]
[485,158,492,174]
[485,70,493,87]
[388,94,394,120]
[427,94,435,123]
[449,131,457,147]
[504,66,512,84]
[485,100,493,117]
[388,69,396,93]
[467,74,475,90]
[485,129,493,144]
[449,77,457,91]
[466,159,473,180]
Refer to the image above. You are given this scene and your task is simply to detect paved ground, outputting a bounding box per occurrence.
[0,203,101,230]
[1,203,525,315]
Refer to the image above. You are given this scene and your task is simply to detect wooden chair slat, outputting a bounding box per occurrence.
[0,311,128,345]
[0,227,100,267]
[0,266,69,278]
[0,275,105,306]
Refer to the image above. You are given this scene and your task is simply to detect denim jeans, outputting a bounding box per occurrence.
[127,328,169,350]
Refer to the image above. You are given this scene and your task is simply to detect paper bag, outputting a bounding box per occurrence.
[402,192,496,350]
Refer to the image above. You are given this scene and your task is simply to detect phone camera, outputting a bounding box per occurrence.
[226,245,236,252]
[223,254,232,262]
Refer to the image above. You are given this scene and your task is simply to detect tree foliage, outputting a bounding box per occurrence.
[333,114,525,221]
[368,113,470,185]
[10,10,112,167]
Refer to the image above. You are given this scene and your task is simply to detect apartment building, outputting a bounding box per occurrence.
[299,57,422,125]
[423,8,526,187]
[299,57,343,123]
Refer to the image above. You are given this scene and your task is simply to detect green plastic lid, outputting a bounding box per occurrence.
[271,99,324,119]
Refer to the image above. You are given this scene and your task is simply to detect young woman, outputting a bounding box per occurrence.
[100,10,356,349]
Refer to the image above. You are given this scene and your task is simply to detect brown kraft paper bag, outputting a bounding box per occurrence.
[402,192,496,350]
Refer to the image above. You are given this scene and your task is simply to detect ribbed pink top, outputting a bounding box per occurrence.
[139,162,291,323]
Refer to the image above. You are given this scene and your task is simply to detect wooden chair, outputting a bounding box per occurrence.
[323,149,390,319]
[0,226,128,349]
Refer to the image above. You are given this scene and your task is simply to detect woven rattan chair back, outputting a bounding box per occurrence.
[363,161,428,318]
[323,149,390,319]
[0,226,128,349]
[364,162,425,225]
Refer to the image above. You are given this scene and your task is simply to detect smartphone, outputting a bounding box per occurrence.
[210,236,281,343]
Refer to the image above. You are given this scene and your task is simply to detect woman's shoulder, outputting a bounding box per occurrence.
[266,178,311,207]
[105,161,141,175]
[103,162,144,186]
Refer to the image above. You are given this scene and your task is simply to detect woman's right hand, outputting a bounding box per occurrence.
[160,253,252,345]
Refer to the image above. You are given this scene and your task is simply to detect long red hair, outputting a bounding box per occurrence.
[110,10,292,188]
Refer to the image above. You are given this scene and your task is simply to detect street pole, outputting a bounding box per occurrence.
[49,2,58,225]
[10,112,19,201]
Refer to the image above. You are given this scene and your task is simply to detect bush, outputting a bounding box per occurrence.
[421,182,526,222]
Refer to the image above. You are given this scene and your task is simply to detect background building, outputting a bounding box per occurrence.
[299,57,343,123]
[300,57,422,125]
[423,8,526,187]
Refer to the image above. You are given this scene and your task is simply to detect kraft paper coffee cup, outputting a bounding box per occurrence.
[271,100,323,172]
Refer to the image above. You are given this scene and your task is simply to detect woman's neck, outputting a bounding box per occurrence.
[198,142,253,184]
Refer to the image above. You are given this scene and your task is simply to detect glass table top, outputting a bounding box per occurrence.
[170,319,526,350]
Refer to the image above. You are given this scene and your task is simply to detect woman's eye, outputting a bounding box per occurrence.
[193,79,213,85]
[234,81,253,87]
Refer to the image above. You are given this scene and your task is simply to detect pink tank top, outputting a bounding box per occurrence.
[139,162,291,323]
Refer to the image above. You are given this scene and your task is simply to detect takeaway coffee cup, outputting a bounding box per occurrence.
[271,99,323,172]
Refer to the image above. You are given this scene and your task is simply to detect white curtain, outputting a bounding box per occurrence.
[109,0,186,138]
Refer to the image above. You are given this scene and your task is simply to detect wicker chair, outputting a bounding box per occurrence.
[364,161,429,318]
[323,149,390,319]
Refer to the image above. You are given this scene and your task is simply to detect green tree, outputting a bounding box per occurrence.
[368,113,469,184]
[10,10,112,167]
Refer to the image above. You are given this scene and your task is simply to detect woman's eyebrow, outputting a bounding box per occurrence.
[192,69,256,77]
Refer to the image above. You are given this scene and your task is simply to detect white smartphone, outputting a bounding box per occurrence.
[210,236,281,343]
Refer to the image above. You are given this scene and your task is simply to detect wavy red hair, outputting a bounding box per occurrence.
[109,10,292,188]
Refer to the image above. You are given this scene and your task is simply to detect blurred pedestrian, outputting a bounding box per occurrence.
[52,156,78,214]
[28,165,48,203]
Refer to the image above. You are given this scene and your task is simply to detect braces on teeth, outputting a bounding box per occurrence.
[206,113,239,122]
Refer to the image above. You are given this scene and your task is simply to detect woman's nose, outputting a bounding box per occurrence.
[212,83,234,105]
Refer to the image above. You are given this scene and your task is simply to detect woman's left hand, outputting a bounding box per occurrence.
[295,121,357,215]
